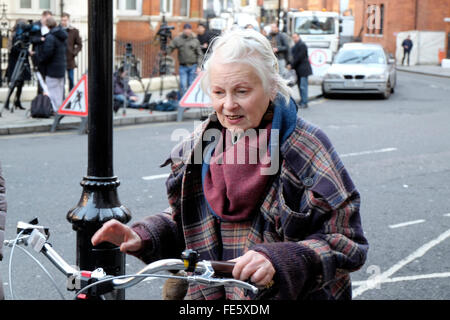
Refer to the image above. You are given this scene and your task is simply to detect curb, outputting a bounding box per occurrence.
[395,67,450,79]
[0,109,205,136]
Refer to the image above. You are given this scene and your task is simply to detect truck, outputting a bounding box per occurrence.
[286,10,342,76]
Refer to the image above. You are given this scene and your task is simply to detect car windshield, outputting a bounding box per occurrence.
[294,16,336,35]
[334,49,386,64]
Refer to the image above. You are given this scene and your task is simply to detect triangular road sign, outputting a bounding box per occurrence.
[58,74,88,117]
[179,71,212,108]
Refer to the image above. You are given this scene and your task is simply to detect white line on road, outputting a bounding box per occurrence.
[444,213,450,217]
[352,228,450,298]
[388,219,426,229]
[142,173,170,181]
[341,147,397,158]
[352,272,450,287]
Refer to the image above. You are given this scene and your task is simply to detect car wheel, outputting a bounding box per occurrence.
[382,80,391,99]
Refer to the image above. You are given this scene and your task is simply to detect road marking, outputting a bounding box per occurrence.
[352,228,450,298]
[341,147,397,158]
[389,219,426,229]
[142,173,170,181]
[444,213,450,217]
[352,272,450,287]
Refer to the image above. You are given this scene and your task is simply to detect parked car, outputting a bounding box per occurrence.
[322,43,397,99]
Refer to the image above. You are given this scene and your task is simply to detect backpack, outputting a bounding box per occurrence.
[31,94,54,118]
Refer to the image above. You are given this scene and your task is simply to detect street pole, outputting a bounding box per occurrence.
[67,0,131,300]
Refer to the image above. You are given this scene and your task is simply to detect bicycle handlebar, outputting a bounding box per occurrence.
[3,221,259,299]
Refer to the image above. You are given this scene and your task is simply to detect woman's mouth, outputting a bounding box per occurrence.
[225,115,244,124]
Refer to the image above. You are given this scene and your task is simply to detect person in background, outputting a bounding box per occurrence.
[166,23,203,97]
[196,23,215,55]
[30,10,53,94]
[38,16,67,112]
[290,33,312,109]
[60,12,82,92]
[5,19,31,111]
[0,161,7,300]
[267,23,290,75]
[401,35,413,66]
[114,66,149,109]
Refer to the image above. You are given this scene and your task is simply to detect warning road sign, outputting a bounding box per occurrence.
[58,74,88,117]
[179,72,212,108]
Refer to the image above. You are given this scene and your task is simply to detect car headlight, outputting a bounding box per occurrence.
[324,73,341,79]
[367,74,386,80]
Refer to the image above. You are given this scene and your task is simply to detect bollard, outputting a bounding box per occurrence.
[66,0,131,300]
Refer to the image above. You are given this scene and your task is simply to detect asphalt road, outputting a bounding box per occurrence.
[0,70,449,300]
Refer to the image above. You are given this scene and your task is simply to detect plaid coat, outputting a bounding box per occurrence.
[131,112,368,300]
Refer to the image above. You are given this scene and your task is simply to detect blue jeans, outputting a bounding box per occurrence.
[179,64,197,97]
[298,76,308,106]
[114,94,141,108]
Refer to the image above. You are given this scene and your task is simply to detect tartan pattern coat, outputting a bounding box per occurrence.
[131,110,369,300]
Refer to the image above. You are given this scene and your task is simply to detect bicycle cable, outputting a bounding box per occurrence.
[8,230,24,300]
[7,230,66,300]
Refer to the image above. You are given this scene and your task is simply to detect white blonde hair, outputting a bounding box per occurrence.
[200,28,290,104]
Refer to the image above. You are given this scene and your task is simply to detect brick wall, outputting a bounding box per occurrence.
[354,0,449,56]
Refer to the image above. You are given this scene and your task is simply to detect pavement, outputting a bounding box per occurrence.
[0,82,324,136]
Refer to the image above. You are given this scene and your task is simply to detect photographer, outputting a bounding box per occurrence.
[5,19,31,110]
[166,23,203,97]
[30,10,53,94]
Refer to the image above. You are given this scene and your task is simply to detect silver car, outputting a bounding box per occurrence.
[322,43,397,99]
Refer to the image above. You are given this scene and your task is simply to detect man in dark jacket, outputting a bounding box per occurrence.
[38,16,67,112]
[196,23,215,55]
[30,10,53,94]
[267,23,290,75]
[0,161,6,300]
[401,35,413,66]
[290,33,312,109]
[167,23,203,97]
[60,12,82,92]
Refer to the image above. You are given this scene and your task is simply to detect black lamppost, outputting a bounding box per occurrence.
[66,0,131,300]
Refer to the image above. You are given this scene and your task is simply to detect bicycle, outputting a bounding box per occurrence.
[2,218,259,300]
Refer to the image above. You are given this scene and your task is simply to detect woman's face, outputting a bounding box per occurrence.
[209,62,271,131]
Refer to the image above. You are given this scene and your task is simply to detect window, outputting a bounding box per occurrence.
[160,0,173,16]
[18,0,55,12]
[366,4,384,36]
[19,0,32,9]
[39,0,51,9]
[180,0,190,17]
[116,0,142,16]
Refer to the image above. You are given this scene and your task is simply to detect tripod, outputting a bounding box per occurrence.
[0,46,31,117]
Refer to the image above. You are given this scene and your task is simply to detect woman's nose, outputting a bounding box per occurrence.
[223,95,238,111]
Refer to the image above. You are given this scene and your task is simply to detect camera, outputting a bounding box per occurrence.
[156,18,174,51]
[14,20,40,49]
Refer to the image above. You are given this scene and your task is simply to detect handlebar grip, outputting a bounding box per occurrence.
[210,261,235,278]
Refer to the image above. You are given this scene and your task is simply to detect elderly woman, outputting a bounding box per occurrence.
[92,29,368,300]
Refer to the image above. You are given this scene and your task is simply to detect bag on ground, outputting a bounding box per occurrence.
[31,94,54,118]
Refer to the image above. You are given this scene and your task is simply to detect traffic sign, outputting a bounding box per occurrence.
[309,49,328,67]
[58,74,88,117]
[179,72,212,108]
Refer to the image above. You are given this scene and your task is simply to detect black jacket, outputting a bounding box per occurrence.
[6,33,32,82]
[38,26,68,78]
[291,40,312,78]
[267,32,290,61]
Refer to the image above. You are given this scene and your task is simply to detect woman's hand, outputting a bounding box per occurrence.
[231,250,275,286]
[91,219,142,254]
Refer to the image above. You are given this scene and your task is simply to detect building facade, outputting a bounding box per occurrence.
[353,0,450,57]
